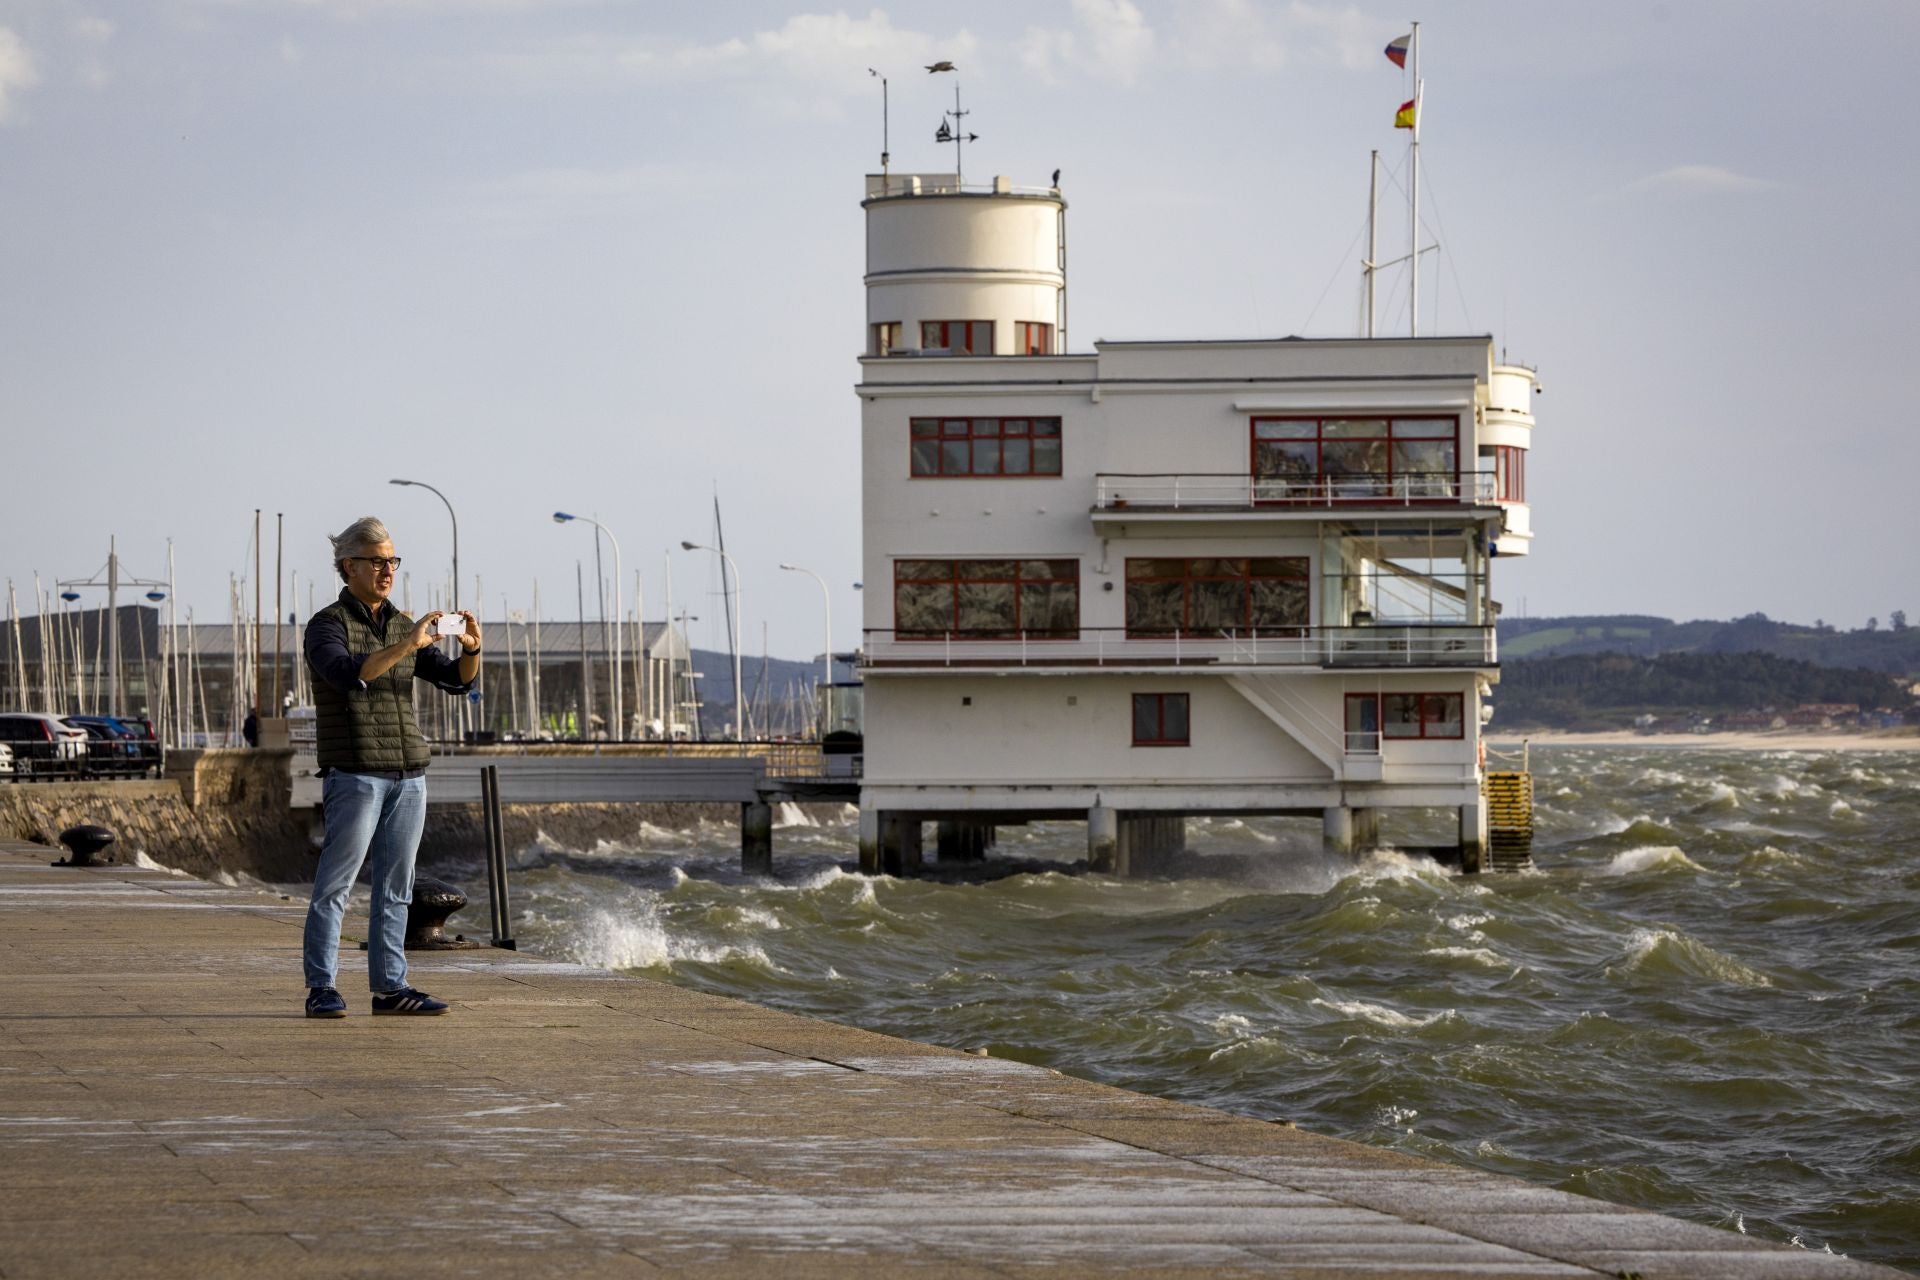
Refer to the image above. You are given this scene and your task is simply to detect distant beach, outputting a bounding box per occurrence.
[1494,729,1920,751]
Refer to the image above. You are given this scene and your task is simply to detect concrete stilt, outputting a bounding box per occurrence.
[1458,800,1489,875]
[1119,815,1187,877]
[882,815,924,877]
[1322,805,1355,858]
[936,820,995,863]
[740,800,773,876]
[1087,804,1122,875]
[1353,807,1381,853]
[857,807,882,876]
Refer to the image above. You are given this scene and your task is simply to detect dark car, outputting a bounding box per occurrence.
[63,715,158,777]
[0,713,89,777]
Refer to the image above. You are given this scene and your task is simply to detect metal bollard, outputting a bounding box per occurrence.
[53,824,116,868]
[480,765,516,950]
[405,878,483,950]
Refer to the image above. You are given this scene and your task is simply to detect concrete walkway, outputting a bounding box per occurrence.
[0,839,1902,1279]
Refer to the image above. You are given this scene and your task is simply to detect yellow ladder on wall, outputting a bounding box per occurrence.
[1482,742,1535,873]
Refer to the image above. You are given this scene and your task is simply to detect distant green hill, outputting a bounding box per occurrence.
[1498,613,1920,675]
[1493,651,1912,731]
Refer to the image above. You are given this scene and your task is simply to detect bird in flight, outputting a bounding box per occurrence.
[925,61,956,73]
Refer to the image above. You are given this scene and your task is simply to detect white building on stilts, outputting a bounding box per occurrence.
[854,171,1538,876]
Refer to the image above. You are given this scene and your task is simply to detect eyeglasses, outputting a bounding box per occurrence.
[346,556,403,572]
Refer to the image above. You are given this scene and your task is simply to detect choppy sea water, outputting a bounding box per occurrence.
[427,746,1920,1271]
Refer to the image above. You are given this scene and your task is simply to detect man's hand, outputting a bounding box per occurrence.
[453,610,482,653]
[410,612,446,651]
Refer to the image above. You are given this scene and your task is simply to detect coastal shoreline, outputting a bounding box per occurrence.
[1492,729,1920,751]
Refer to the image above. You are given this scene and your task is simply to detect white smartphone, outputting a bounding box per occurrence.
[435,614,465,638]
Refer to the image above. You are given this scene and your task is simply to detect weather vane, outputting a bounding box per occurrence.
[926,62,977,187]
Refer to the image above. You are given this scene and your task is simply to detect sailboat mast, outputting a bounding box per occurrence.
[1409,21,1421,338]
[1366,150,1379,338]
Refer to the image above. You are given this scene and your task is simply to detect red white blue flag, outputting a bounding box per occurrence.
[1384,34,1410,68]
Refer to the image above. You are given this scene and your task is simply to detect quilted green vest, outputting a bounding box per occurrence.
[311,592,431,772]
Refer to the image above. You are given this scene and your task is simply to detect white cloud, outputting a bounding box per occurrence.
[0,28,39,122]
[1020,0,1154,86]
[1621,165,1775,197]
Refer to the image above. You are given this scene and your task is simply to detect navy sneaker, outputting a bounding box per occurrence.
[305,987,347,1019]
[371,987,449,1016]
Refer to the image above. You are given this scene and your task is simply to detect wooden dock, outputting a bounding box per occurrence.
[0,839,1898,1278]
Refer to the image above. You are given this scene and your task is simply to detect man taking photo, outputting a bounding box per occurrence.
[301,516,480,1018]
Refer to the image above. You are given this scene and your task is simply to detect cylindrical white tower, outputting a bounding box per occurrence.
[1481,363,1538,554]
[863,173,1066,358]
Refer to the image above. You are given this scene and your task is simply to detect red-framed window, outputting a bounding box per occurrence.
[921,320,993,354]
[1124,557,1310,636]
[1132,693,1190,746]
[871,322,902,356]
[894,558,1079,638]
[1251,416,1459,501]
[910,417,1062,477]
[1487,445,1526,502]
[1016,321,1054,355]
[1346,692,1465,740]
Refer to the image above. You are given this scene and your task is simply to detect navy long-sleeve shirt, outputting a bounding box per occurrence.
[305,595,474,697]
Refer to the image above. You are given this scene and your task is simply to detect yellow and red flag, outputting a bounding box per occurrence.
[1394,98,1417,130]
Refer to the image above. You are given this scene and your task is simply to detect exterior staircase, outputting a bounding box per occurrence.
[1482,767,1534,872]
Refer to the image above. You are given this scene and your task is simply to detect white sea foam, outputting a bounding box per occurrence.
[1311,997,1452,1028]
[1600,846,1699,876]
[1209,1013,1253,1034]
[771,802,815,829]
[132,850,190,876]
[1425,945,1506,968]
[561,907,772,972]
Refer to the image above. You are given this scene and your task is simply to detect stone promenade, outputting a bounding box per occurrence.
[0,840,1903,1279]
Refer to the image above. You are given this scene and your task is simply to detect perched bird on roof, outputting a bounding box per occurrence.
[925,61,956,73]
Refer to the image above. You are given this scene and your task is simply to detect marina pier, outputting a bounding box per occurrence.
[1,837,1899,1279]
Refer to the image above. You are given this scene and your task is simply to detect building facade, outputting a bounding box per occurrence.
[855,172,1538,873]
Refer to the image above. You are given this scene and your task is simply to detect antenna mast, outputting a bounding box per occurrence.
[934,83,978,186]
[1409,21,1422,337]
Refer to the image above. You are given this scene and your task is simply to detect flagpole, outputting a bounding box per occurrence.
[1366,150,1378,338]
[1409,20,1421,338]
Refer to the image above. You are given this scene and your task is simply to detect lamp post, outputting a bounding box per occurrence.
[681,540,742,742]
[388,479,458,610]
[554,512,623,739]
[57,536,166,719]
[778,563,832,698]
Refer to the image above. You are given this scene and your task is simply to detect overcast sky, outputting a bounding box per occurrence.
[2,0,1915,661]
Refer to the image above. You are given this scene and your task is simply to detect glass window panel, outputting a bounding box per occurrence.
[1020,583,1079,634]
[1033,418,1061,436]
[896,560,950,580]
[1190,580,1245,631]
[1125,581,1184,633]
[1346,696,1379,734]
[911,439,940,476]
[1393,441,1457,496]
[1130,559,1187,579]
[1190,558,1247,577]
[971,439,1002,474]
[1323,439,1389,494]
[1132,695,1159,741]
[958,561,1016,580]
[1004,419,1030,435]
[1426,694,1464,737]
[941,419,969,436]
[1032,438,1062,474]
[911,419,937,438]
[1250,557,1309,578]
[1322,418,1389,438]
[921,322,944,348]
[972,418,1001,437]
[955,581,1016,632]
[895,582,952,635]
[1254,419,1318,439]
[942,440,970,473]
[1250,579,1309,628]
[1254,440,1317,479]
[1391,418,1455,438]
[1043,560,1078,578]
[1018,560,1055,580]
[1002,439,1032,473]
[1161,695,1189,742]
[1383,694,1423,738]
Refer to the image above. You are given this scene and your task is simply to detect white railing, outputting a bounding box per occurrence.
[1093,472,1500,510]
[861,625,1495,669]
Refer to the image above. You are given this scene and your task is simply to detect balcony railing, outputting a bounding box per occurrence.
[1093,472,1500,511]
[861,625,1496,669]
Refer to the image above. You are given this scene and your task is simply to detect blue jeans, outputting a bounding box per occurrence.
[302,771,427,991]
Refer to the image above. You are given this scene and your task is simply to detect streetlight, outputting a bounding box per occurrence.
[388,479,458,610]
[680,540,743,742]
[554,512,623,740]
[778,563,832,696]
[57,535,166,718]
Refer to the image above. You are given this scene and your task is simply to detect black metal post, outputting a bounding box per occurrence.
[481,764,516,949]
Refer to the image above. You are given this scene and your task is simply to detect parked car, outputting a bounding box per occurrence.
[64,714,161,778]
[0,713,89,776]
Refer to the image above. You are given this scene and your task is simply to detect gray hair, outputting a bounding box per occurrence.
[330,516,391,580]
